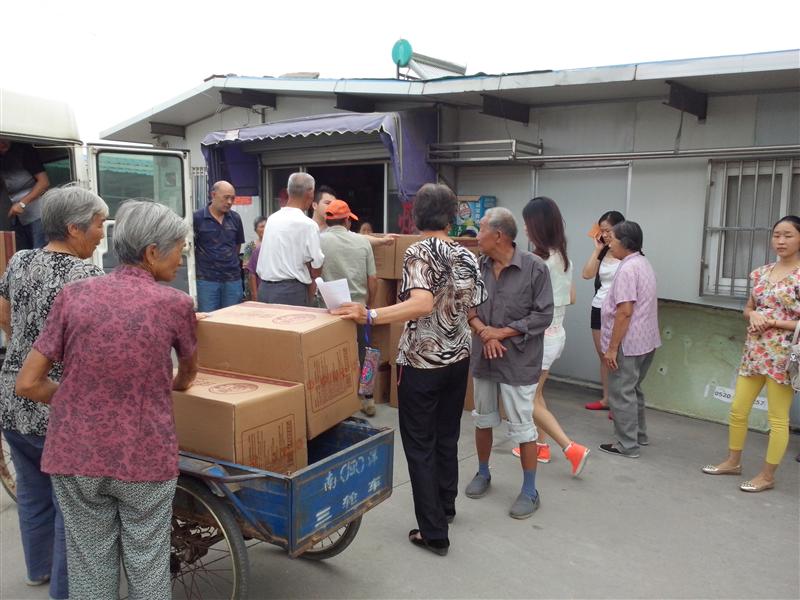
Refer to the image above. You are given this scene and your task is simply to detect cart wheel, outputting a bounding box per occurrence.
[0,431,17,503]
[300,516,362,561]
[170,476,250,599]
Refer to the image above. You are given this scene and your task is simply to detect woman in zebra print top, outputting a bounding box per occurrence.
[334,183,486,556]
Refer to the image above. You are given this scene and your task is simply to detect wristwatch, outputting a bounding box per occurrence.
[18,202,26,210]
[368,309,379,323]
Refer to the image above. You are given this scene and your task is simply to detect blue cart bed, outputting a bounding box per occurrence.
[177,419,394,558]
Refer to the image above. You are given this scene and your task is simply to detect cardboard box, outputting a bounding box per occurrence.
[197,303,361,439]
[173,369,307,474]
[462,373,475,412]
[372,237,397,279]
[389,364,398,408]
[0,231,16,276]
[451,236,481,257]
[375,234,479,279]
[371,278,397,308]
[372,364,391,404]
[368,321,404,366]
[449,195,497,237]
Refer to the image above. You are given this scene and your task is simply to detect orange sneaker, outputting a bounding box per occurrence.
[564,442,590,477]
[511,443,552,462]
[536,443,551,464]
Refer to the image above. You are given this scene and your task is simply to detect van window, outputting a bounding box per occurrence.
[43,157,73,187]
[96,152,184,218]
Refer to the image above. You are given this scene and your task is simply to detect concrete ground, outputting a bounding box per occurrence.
[1,380,798,599]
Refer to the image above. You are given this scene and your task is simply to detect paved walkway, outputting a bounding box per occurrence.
[1,381,798,599]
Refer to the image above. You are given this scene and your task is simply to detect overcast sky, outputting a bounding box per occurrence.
[4,0,799,140]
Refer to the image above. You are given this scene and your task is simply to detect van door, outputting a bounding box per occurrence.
[86,145,196,300]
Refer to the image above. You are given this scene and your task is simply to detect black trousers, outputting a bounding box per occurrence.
[397,358,469,543]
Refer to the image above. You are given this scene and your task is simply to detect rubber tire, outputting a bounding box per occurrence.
[172,476,250,599]
[300,516,362,561]
[0,431,17,503]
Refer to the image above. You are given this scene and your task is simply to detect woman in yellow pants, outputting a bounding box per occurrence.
[702,215,800,492]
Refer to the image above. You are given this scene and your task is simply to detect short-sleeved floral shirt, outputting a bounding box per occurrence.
[739,263,800,384]
[0,250,103,436]
[35,265,197,482]
[396,237,487,368]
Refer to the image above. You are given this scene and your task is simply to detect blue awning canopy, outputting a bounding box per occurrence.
[200,111,436,211]
[201,112,398,145]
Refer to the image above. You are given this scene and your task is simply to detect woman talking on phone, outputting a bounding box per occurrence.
[581,211,625,410]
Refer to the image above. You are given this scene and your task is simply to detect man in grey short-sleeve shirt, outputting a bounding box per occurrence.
[319,199,377,415]
[465,207,553,519]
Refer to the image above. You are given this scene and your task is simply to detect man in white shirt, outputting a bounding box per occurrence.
[256,172,324,306]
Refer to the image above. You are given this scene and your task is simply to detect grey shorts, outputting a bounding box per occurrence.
[471,377,538,444]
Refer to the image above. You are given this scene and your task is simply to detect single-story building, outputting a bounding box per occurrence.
[102,49,800,429]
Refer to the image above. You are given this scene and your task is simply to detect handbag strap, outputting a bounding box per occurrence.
[792,321,800,346]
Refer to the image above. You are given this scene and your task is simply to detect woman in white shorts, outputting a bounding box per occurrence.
[512,197,590,474]
[581,210,624,410]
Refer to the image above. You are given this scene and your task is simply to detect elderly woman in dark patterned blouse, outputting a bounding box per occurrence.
[334,183,487,556]
[0,185,107,599]
[16,199,199,600]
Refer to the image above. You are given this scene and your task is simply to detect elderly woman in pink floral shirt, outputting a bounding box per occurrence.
[599,221,661,459]
[17,200,198,600]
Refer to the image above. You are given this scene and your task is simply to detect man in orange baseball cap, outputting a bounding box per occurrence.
[324,199,359,223]
[320,199,378,415]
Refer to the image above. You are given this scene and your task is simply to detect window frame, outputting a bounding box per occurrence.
[701,157,798,299]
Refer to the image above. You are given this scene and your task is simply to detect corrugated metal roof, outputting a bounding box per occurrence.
[100,49,800,144]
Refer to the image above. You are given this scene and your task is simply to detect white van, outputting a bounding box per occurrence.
[0,88,196,297]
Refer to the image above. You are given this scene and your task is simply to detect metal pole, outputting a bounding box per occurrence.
[745,160,760,297]
[700,160,714,296]
[730,161,744,296]
[714,162,729,296]
[766,160,777,263]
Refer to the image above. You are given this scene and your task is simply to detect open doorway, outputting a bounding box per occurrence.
[307,164,385,233]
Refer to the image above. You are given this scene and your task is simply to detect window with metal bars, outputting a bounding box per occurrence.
[701,158,800,299]
[191,167,207,210]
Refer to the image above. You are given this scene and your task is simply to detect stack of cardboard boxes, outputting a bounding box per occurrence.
[173,303,362,475]
[369,235,479,411]
[172,234,482,476]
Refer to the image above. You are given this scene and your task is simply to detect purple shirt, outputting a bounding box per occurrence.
[35,265,197,482]
[600,253,661,356]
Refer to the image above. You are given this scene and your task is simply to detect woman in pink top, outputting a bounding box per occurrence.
[16,200,198,600]
[599,221,661,459]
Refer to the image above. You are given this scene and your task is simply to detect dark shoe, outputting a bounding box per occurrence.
[638,435,649,446]
[408,529,449,556]
[445,512,455,524]
[795,452,800,463]
[509,492,540,520]
[465,473,491,498]
[599,443,640,459]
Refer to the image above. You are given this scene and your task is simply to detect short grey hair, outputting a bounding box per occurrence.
[113,199,189,265]
[287,172,315,198]
[41,185,109,241]
[484,207,517,240]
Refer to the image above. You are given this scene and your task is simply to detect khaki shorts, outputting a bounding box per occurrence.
[471,377,538,444]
